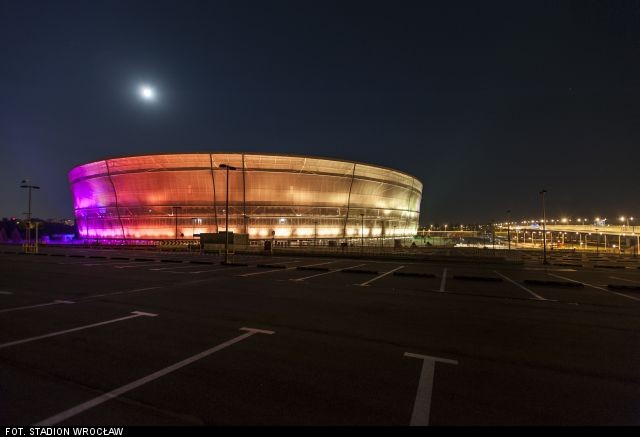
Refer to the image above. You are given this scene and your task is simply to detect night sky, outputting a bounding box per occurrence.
[1,0,639,225]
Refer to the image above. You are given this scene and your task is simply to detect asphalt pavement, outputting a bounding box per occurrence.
[0,247,639,425]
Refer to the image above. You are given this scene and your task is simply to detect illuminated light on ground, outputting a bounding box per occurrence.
[318,228,341,237]
[295,228,314,237]
[274,228,292,238]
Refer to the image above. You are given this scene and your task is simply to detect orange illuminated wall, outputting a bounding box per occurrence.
[69,153,422,241]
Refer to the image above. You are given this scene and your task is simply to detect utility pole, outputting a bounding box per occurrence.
[506,210,511,250]
[540,190,549,265]
[360,213,364,250]
[20,180,40,252]
[172,206,182,241]
[220,163,237,264]
[314,220,318,246]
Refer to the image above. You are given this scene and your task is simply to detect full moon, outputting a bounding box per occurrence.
[138,85,156,101]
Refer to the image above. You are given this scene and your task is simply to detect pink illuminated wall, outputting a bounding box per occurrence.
[68,153,423,240]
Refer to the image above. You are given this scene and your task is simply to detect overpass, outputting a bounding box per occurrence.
[497,224,640,254]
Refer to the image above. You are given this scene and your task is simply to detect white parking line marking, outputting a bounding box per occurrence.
[0,291,13,295]
[609,276,640,284]
[439,268,447,292]
[356,266,405,287]
[35,327,274,426]
[239,261,334,277]
[83,287,162,299]
[405,352,459,426]
[0,311,157,349]
[494,271,545,301]
[290,264,366,281]
[549,273,640,302]
[0,300,74,314]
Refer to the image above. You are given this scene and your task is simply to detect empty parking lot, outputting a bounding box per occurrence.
[1,247,639,425]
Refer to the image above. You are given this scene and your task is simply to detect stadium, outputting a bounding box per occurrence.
[68,153,423,244]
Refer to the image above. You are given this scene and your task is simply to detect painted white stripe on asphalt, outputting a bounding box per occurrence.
[494,271,545,301]
[548,273,640,302]
[35,327,274,426]
[405,352,458,426]
[239,261,334,277]
[84,287,162,299]
[290,264,366,281]
[0,291,13,295]
[357,266,405,287]
[0,300,74,314]
[439,268,447,292]
[0,311,158,349]
[609,276,640,284]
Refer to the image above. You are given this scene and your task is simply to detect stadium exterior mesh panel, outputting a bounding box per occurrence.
[69,153,423,241]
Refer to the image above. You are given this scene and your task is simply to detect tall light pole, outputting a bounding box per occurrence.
[20,180,40,249]
[506,210,511,250]
[171,206,182,241]
[314,220,318,246]
[540,190,549,265]
[191,217,198,239]
[219,163,237,264]
[360,213,364,249]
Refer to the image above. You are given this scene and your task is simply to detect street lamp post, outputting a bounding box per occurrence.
[171,206,182,241]
[314,220,318,246]
[491,222,495,253]
[219,164,237,264]
[20,180,40,251]
[506,210,511,250]
[360,213,364,250]
[540,190,549,265]
[619,233,622,254]
[191,217,198,239]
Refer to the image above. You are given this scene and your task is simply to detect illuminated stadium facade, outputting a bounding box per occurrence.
[69,153,423,242]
